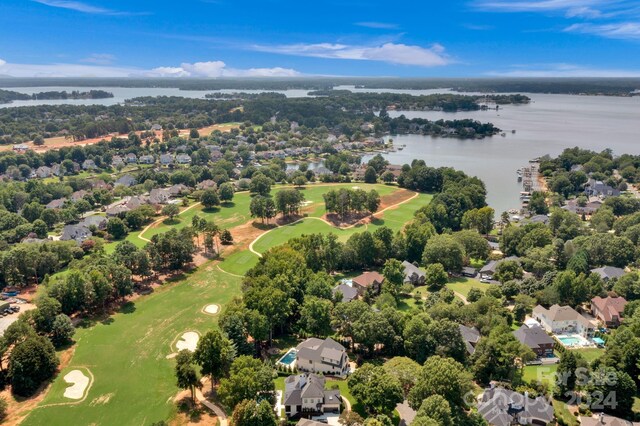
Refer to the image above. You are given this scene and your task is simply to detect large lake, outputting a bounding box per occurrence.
[2,85,639,213]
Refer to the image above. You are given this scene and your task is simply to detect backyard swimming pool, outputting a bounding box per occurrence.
[277,348,297,366]
[558,336,581,346]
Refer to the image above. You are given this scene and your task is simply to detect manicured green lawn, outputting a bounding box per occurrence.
[23,265,241,426]
[573,348,604,364]
[522,364,558,385]
[446,277,493,298]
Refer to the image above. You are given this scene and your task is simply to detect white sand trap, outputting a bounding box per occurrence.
[352,186,360,190]
[63,369,90,400]
[175,332,200,352]
[203,304,220,315]
[300,200,313,206]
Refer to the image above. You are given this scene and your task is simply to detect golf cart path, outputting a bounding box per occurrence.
[137,202,202,243]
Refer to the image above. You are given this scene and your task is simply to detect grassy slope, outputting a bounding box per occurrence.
[23,267,241,426]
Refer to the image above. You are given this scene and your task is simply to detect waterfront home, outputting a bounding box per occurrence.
[313,166,333,177]
[284,373,341,418]
[351,271,384,296]
[513,324,555,358]
[459,324,480,355]
[402,261,426,285]
[584,178,620,198]
[532,304,595,338]
[591,296,627,328]
[296,337,348,377]
[562,198,603,216]
[478,386,554,426]
[590,266,626,281]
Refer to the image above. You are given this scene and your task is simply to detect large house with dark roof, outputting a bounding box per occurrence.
[296,337,348,377]
[459,324,480,355]
[284,373,341,418]
[513,324,555,358]
[590,266,626,281]
[478,387,554,426]
[591,296,627,328]
[402,261,425,285]
[332,283,358,303]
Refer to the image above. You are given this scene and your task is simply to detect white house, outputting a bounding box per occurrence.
[296,338,348,377]
[284,373,341,418]
[532,304,594,337]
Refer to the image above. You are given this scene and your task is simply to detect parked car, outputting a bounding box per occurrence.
[480,278,490,283]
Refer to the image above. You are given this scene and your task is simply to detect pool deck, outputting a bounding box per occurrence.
[276,348,298,368]
[554,333,596,349]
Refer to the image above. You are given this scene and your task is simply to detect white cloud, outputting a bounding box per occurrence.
[80,53,116,65]
[474,0,609,13]
[252,42,451,67]
[355,22,400,29]
[487,63,640,77]
[565,21,640,39]
[0,59,300,78]
[33,0,115,14]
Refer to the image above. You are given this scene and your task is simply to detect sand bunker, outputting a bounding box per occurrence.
[202,304,220,315]
[63,369,90,400]
[175,331,200,352]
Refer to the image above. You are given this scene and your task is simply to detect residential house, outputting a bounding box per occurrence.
[81,215,107,230]
[176,154,191,164]
[12,144,29,153]
[351,271,384,296]
[591,296,627,328]
[70,190,88,202]
[82,159,97,170]
[402,261,425,285]
[297,419,329,426]
[35,166,52,178]
[590,266,626,281]
[513,325,555,358]
[461,267,478,278]
[527,214,550,225]
[151,124,162,131]
[332,283,358,303]
[296,337,349,377]
[139,154,155,164]
[45,198,66,210]
[168,184,190,197]
[313,167,333,177]
[478,386,554,426]
[106,204,131,217]
[210,151,224,162]
[563,198,603,216]
[60,224,92,243]
[585,178,620,198]
[111,155,125,168]
[580,413,640,426]
[532,304,595,337]
[51,164,62,177]
[196,180,217,190]
[479,256,520,280]
[160,154,173,166]
[115,175,137,187]
[148,188,171,205]
[125,153,138,164]
[284,373,341,418]
[459,324,480,355]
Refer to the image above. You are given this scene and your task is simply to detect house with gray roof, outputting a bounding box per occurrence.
[580,413,640,426]
[297,419,330,426]
[160,154,173,166]
[296,337,348,377]
[82,159,97,170]
[60,224,92,243]
[584,178,620,198]
[459,324,480,355]
[478,386,554,426]
[402,261,425,285]
[513,324,555,358]
[479,256,520,280]
[590,266,626,281]
[176,153,192,164]
[46,198,66,210]
[81,215,107,230]
[332,283,358,303]
[111,155,125,168]
[35,166,52,178]
[284,373,341,418]
[532,304,594,338]
[139,154,155,164]
[125,153,138,164]
[115,175,137,187]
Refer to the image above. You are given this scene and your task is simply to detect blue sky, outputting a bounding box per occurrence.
[0,0,639,77]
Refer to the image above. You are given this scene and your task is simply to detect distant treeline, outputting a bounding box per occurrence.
[0,92,502,143]
[204,92,287,100]
[0,89,113,104]
[1,77,638,95]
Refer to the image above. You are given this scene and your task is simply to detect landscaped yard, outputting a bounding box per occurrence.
[446,277,494,298]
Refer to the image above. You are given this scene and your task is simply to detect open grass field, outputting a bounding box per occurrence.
[23,265,241,426]
[446,277,493,298]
